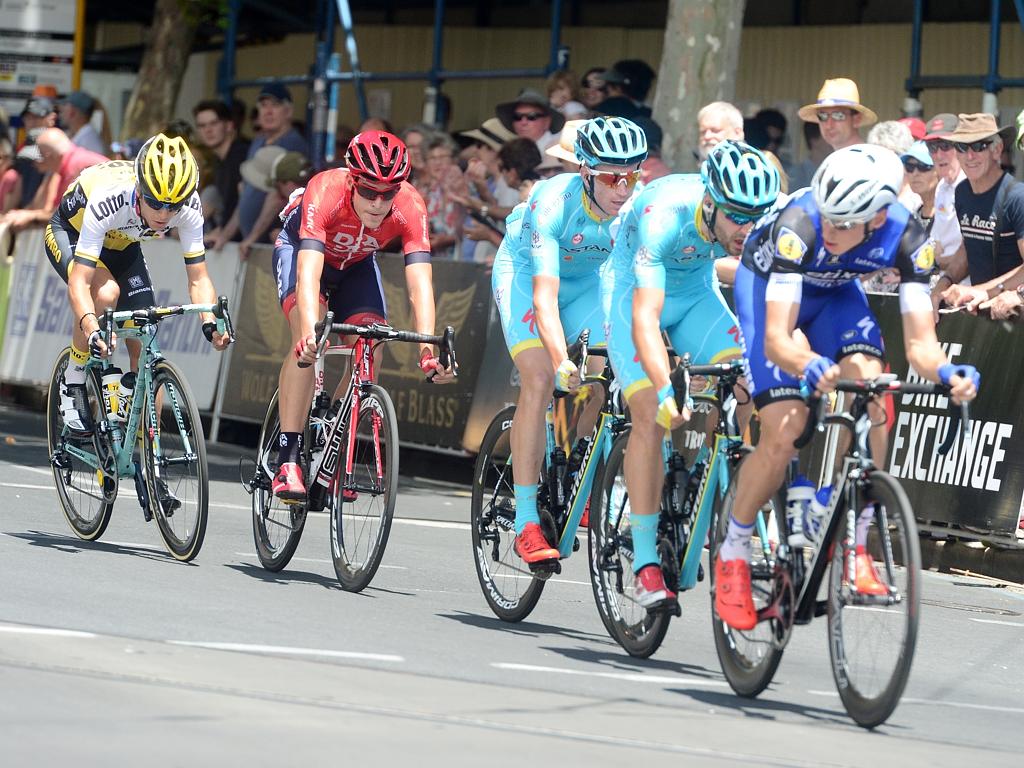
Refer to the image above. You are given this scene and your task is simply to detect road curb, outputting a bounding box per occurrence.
[920,537,1024,584]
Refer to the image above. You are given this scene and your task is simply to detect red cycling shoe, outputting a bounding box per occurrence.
[514,522,559,564]
[272,462,306,503]
[714,557,757,630]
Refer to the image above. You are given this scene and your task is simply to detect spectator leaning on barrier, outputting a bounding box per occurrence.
[193,99,250,234]
[901,141,940,230]
[422,132,467,260]
[208,83,308,252]
[267,151,311,243]
[924,113,966,272]
[496,88,564,154]
[58,90,108,156]
[1,127,106,232]
[16,96,55,207]
[696,101,743,162]
[0,136,18,212]
[936,113,1024,320]
[798,78,877,152]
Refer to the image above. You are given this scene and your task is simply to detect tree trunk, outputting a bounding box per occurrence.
[652,0,747,172]
[119,0,198,140]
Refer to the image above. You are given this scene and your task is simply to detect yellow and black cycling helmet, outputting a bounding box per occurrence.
[135,133,198,208]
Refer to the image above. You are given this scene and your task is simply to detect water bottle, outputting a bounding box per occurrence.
[804,485,832,546]
[117,371,136,422]
[101,367,124,422]
[785,474,815,547]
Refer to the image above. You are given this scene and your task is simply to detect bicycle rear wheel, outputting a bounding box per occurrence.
[330,384,397,592]
[827,469,920,729]
[145,359,208,562]
[252,389,308,571]
[711,452,786,697]
[470,406,545,622]
[46,349,115,540]
[589,430,670,658]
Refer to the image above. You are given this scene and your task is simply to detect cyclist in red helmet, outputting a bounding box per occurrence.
[270,130,455,501]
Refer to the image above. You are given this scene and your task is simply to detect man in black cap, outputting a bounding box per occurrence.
[208,82,309,251]
[495,89,564,153]
[59,90,107,155]
[595,59,655,119]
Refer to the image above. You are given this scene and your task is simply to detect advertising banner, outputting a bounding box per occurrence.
[0,0,76,119]
[0,233,243,411]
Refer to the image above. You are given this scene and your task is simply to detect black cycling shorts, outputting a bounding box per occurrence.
[45,213,156,311]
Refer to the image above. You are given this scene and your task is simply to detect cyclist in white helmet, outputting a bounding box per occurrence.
[492,116,647,566]
[717,144,979,631]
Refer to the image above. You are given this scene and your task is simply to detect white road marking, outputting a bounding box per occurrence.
[169,640,403,662]
[0,624,96,638]
[0,482,53,491]
[492,662,729,687]
[970,618,1024,627]
[807,689,1024,715]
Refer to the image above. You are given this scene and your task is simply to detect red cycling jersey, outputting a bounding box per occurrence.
[281,167,431,270]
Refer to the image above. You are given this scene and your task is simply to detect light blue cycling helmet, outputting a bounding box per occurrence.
[701,140,780,215]
[574,117,648,167]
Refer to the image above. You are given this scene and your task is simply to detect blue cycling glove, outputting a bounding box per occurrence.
[803,356,836,392]
[938,363,980,390]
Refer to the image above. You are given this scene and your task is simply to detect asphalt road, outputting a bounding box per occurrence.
[1,404,1022,767]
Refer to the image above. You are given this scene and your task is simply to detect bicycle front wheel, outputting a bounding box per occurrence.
[47,349,115,540]
[330,384,397,592]
[588,430,670,658]
[711,451,786,697]
[827,469,921,729]
[252,389,308,571]
[470,406,545,622]
[145,359,208,562]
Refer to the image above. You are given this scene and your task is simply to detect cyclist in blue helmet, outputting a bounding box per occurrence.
[492,116,648,566]
[599,139,780,608]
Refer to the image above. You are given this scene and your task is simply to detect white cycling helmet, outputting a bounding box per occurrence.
[811,144,904,222]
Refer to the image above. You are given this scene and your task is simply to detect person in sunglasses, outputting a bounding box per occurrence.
[45,132,231,434]
[930,114,1024,316]
[270,130,455,501]
[599,140,779,607]
[797,78,877,153]
[715,144,980,631]
[491,116,647,565]
[495,88,565,154]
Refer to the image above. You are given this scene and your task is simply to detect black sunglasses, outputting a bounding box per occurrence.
[354,183,400,201]
[513,112,545,122]
[953,139,994,154]
[926,140,954,153]
[903,160,932,173]
[140,191,185,212]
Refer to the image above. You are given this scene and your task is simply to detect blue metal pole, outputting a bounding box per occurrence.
[986,0,1002,94]
[427,0,446,126]
[336,0,368,122]
[548,0,565,74]
[908,0,923,92]
[326,52,341,164]
[218,0,243,103]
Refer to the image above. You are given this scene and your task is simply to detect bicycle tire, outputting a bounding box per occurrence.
[470,405,545,622]
[711,451,786,697]
[827,470,921,729]
[46,349,115,540]
[330,384,397,592]
[145,359,208,561]
[589,430,670,658]
[252,389,308,572]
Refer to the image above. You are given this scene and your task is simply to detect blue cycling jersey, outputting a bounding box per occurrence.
[610,174,726,291]
[504,172,618,280]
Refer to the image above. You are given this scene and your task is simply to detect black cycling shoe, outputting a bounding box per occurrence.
[155,477,182,517]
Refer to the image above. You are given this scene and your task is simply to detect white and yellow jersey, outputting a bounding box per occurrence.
[55,160,206,266]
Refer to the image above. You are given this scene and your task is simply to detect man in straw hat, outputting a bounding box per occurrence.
[936,113,1024,319]
[798,78,877,151]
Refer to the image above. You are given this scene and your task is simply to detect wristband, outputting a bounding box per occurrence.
[78,312,97,332]
[656,382,674,403]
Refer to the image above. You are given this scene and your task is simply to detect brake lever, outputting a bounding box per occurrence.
[297,310,334,369]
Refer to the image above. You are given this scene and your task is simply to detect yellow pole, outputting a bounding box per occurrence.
[72,0,86,89]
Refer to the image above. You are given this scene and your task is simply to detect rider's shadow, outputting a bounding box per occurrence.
[6,530,189,564]
[438,610,614,644]
[675,687,881,728]
[542,644,720,679]
[223,562,416,597]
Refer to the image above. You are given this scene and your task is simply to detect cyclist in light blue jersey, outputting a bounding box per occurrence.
[492,117,648,565]
[601,140,781,607]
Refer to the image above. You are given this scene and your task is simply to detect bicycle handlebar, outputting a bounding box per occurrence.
[98,297,235,350]
[669,354,745,409]
[793,375,971,454]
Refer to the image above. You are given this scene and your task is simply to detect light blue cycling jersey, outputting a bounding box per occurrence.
[602,173,741,399]
[493,173,620,358]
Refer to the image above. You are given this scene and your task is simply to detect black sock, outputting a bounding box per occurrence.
[277,432,303,465]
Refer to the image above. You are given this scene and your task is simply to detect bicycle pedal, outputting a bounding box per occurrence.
[528,559,561,580]
[572,536,581,552]
[697,563,705,582]
[646,597,681,617]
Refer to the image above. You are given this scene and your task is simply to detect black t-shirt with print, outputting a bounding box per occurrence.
[954,173,1024,284]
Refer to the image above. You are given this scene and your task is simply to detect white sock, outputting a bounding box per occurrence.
[718,515,754,562]
[856,504,875,547]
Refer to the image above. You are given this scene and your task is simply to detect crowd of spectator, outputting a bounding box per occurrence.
[0,64,1022,312]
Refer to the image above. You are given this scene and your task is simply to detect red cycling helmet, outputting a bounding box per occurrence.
[345,130,411,184]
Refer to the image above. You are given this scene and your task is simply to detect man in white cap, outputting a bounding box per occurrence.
[798,78,878,152]
[937,113,1024,318]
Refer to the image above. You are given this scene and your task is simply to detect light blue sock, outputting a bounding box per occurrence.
[514,484,539,534]
[631,513,661,572]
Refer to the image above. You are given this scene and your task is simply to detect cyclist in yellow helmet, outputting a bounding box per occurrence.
[45,132,231,434]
